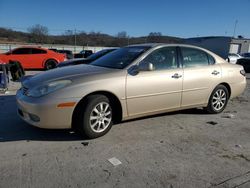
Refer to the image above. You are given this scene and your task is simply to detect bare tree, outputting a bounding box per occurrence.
[28,24,49,43]
[148,32,162,37]
[148,32,162,43]
[117,31,127,38]
[116,31,129,46]
[64,30,74,36]
[0,26,181,46]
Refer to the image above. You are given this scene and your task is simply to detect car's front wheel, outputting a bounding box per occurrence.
[76,95,113,138]
[206,85,229,114]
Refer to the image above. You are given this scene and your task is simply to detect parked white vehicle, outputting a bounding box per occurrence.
[227,53,243,64]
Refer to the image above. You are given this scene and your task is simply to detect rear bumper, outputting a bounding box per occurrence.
[16,89,81,129]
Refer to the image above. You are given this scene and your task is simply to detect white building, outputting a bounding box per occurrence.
[185,36,250,59]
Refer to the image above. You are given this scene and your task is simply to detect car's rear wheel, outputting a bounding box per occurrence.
[76,95,113,138]
[45,59,57,70]
[206,85,229,114]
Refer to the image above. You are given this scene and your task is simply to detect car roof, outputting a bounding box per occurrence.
[127,43,160,48]
[18,46,42,48]
[127,43,209,49]
[15,46,48,50]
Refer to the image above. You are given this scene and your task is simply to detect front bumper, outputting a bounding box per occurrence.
[16,89,81,129]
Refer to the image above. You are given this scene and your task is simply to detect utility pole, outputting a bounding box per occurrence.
[233,20,238,38]
[74,28,76,53]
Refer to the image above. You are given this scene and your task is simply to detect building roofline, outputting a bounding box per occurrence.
[186,36,250,40]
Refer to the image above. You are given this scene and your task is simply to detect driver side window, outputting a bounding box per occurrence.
[140,47,177,71]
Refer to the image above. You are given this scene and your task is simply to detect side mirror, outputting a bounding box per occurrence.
[128,65,139,76]
[148,63,154,71]
[128,62,154,76]
[139,62,154,71]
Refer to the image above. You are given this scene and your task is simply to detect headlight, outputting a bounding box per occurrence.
[27,80,72,97]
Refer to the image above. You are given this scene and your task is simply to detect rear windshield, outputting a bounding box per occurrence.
[90,46,150,69]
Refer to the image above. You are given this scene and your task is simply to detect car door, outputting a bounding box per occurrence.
[180,47,221,107]
[10,48,32,68]
[126,47,183,117]
[30,48,47,68]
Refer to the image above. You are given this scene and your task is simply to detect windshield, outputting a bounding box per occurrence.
[90,46,150,69]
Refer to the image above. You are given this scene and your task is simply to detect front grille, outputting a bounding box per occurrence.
[22,87,29,95]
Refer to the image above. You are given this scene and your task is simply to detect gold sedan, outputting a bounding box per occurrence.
[16,44,246,138]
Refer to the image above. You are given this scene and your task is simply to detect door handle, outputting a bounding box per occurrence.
[172,73,182,79]
[211,70,220,75]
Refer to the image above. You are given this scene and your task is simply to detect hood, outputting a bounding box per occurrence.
[23,64,112,88]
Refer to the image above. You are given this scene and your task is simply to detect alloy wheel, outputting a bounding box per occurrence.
[212,89,227,111]
[89,102,112,133]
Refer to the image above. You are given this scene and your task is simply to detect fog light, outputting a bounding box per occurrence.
[28,113,40,122]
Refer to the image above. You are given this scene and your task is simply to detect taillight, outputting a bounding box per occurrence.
[240,69,246,76]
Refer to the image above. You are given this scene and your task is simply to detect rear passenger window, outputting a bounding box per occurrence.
[181,47,209,67]
[31,49,47,54]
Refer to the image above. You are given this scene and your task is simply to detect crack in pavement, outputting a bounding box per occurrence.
[209,171,250,188]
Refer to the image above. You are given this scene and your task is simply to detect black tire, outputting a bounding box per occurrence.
[45,59,57,70]
[206,85,229,114]
[76,95,113,139]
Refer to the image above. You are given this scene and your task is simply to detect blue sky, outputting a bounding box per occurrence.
[0,0,249,38]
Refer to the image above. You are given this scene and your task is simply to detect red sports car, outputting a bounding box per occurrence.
[0,46,66,70]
